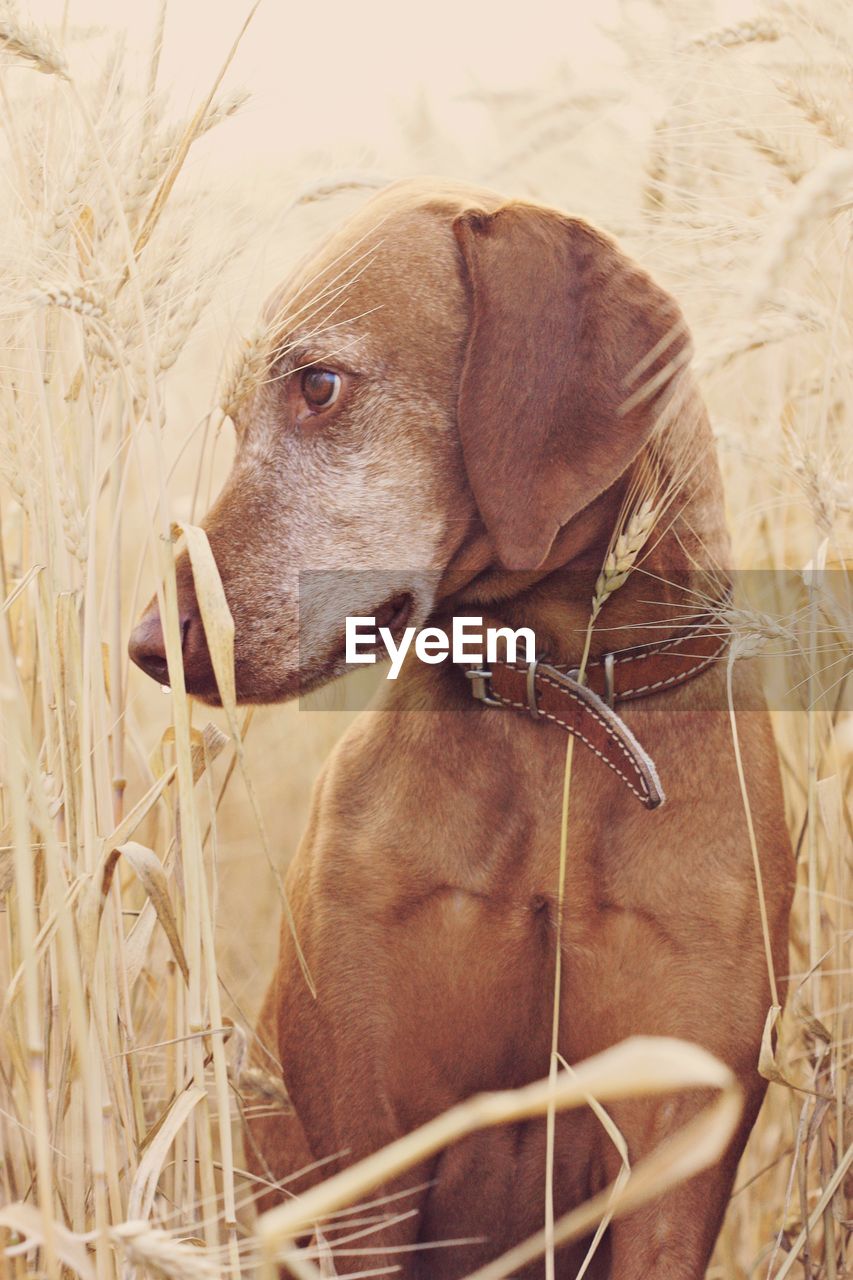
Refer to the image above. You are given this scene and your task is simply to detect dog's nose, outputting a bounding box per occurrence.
[128,605,195,686]
[130,573,219,696]
[128,605,171,684]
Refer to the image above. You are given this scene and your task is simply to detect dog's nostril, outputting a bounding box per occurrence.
[148,657,170,683]
[128,611,170,684]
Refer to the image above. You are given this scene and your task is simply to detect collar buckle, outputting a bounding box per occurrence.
[466,666,503,707]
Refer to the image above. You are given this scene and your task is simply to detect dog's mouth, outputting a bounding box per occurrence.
[299,589,416,691]
[321,589,415,672]
[173,589,418,707]
[372,591,414,638]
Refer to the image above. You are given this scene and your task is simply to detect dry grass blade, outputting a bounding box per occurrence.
[128,1,261,267]
[468,1087,741,1279]
[258,1036,741,1277]
[0,11,251,1278]
[771,1139,853,1280]
[100,841,190,984]
[0,1203,93,1280]
[127,1085,206,1221]
[175,521,314,994]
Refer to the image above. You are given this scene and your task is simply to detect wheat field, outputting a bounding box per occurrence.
[0,2,850,1277]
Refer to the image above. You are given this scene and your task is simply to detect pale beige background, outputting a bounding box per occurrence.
[35,0,623,168]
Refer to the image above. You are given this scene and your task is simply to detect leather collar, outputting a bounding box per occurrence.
[466,610,729,811]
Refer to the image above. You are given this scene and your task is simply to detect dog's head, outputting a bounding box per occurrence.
[129,179,690,703]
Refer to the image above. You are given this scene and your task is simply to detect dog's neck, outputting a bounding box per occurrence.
[440,406,731,668]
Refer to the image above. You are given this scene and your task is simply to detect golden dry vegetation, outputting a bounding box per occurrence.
[0,2,850,1277]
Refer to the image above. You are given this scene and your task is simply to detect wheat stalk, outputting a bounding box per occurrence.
[746,148,853,311]
[776,76,850,148]
[29,285,104,318]
[0,7,68,77]
[292,171,391,207]
[737,126,805,183]
[112,1223,219,1280]
[591,497,658,621]
[219,323,270,419]
[787,432,853,534]
[0,12,256,1280]
[682,18,781,51]
[127,89,251,215]
[642,114,670,213]
[693,309,825,377]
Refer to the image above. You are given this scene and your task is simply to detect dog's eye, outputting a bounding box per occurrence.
[301,368,341,410]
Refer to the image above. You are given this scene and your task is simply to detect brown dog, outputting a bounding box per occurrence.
[129,180,792,1277]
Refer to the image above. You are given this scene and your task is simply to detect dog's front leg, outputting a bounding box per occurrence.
[603,1084,765,1279]
[269,898,434,1275]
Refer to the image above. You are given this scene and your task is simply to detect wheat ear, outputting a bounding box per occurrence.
[592,497,658,621]
[0,9,68,77]
[682,18,780,51]
[747,149,853,311]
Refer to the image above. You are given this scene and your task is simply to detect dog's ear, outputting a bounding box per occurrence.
[452,204,691,570]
